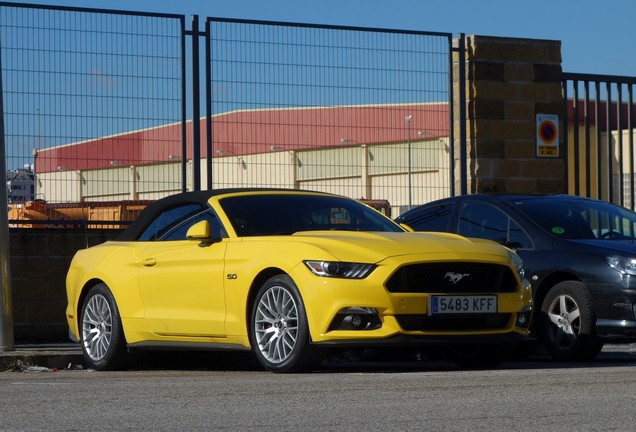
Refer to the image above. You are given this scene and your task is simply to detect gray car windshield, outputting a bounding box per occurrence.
[220,194,404,237]
[512,198,636,240]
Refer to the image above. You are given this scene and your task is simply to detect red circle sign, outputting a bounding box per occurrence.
[539,120,557,144]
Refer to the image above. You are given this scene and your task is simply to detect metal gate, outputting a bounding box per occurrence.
[196,18,456,216]
[1,4,457,224]
[562,73,636,208]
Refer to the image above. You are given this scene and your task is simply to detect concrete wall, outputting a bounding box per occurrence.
[9,229,122,344]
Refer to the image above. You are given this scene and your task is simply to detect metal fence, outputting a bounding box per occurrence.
[1,3,186,226]
[562,73,636,209]
[204,18,454,217]
[1,4,455,227]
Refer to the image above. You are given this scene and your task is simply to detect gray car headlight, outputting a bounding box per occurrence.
[606,256,636,276]
[507,249,525,280]
[304,261,376,279]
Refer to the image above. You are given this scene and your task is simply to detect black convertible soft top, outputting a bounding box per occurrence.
[116,188,331,241]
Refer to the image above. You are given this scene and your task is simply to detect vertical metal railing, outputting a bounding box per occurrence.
[189,15,201,191]
[455,34,467,196]
[204,19,213,190]
[562,73,636,208]
[0,35,14,351]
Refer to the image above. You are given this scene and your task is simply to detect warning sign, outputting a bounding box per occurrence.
[536,114,559,157]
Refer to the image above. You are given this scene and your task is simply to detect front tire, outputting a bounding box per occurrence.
[80,283,132,370]
[249,275,325,373]
[538,281,603,361]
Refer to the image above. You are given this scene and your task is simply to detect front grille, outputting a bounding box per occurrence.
[396,314,512,331]
[385,262,517,294]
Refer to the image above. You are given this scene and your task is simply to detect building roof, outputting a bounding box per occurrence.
[33,103,449,174]
[566,99,636,129]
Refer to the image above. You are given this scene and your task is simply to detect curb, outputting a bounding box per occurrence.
[0,344,85,371]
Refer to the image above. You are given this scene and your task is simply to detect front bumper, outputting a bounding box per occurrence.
[589,279,636,340]
[596,319,636,340]
[295,258,534,344]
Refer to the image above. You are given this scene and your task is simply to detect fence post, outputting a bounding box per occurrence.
[456,33,467,195]
[205,18,213,190]
[190,15,201,191]
[0,43,15,351]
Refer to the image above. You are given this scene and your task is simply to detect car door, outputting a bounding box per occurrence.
[135,203,228,337]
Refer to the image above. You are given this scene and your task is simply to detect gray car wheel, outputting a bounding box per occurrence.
[539,281,603,361]
[250,275,325,372]
[80,283,132,370]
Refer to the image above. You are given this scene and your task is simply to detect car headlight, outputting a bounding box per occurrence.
[507,249,525,280]
[304,261,376,279]
[606,255,636,276]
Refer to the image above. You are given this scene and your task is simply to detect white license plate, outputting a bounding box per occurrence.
[430,295,497,315]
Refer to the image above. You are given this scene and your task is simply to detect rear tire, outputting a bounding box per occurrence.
[538,281,603,361]
[80,283,133,370]
[249,275,325,373]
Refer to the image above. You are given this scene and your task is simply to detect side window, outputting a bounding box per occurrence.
[458,202,532,249]
[138,203,207,241]
[507,219,532,249]
[583,207,636,239]
[402,203,454,232]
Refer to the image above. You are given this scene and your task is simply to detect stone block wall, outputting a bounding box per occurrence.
[9,229,122,343]
[455,35,566,194]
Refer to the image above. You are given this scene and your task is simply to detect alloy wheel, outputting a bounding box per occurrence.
[254,285,299,364]
[545,293,580,349]
[82,293,113,361]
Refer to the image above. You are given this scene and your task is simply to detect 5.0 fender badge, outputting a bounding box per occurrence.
[226,273,238,280]
[444,272,469,284]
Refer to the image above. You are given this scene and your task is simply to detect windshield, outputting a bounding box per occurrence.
[220,194,404,236]
[512,197,636,240]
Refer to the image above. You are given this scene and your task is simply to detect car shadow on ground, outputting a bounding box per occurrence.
[320,349,636,373]
[130,344,636,373]
[133,350,263,372]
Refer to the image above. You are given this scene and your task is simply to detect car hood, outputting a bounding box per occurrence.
[286,230,511,263]
[567,238,636,255]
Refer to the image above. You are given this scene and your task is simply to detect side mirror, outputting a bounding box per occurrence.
[186,220,211,241]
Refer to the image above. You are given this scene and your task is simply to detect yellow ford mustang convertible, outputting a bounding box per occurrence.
[66,189,533,372]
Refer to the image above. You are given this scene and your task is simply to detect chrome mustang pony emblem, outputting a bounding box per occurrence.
[444,272,469,284]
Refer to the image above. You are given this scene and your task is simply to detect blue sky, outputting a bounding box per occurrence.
[10,0,636,77]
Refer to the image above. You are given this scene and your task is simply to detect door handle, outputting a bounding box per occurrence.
[141,257,157,267]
